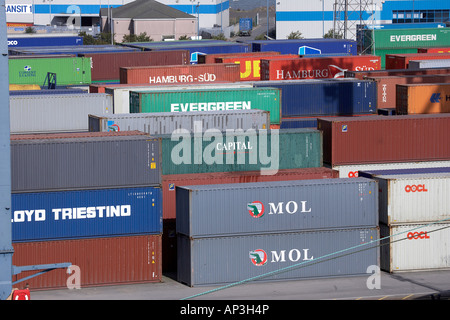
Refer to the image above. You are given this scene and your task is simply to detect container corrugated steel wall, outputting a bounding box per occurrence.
[253,79,377,117]
[12,235,162,290]
[408,59,450,69]
[345,67,450,80]
[11,134,161,192]
[244,39,357,55]
[177,227,379,287]
[367,74,450,110]
[119,63,241,84]
[12,186,162,242]
[88,110,270,135]
[396,83,450,115]
[366,173,450,226]
[418,47,450,54]
[372,48,418,69]
[386,53,450,69]
[332,160,450,178]
[380,223,450,272]
[8,56,91,86]
[80,50,189,83]
[159,128,322,175]
[10,93,112,134]
[176,178,378,237]
[260,55,381,80]
[130,87,282,125]
[317,114,450,166]
[198,51,280,64]
[162,167,339,220]
[366,28,450,50]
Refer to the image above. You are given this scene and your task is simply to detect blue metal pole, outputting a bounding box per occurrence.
[0,0,13,300]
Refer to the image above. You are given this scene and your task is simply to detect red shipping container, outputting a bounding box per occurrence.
[216,54,299,81]
[385,53,450,69]
[81,50,189,82]
[161,167,339,220]
[12,235,162,290]
[318,114,450,166]
[198,51,280,64]
[346,67,450,80]
[367,74,450,109]
[119,63,240,84]
[261,55,381,80]
[418,47,450,54]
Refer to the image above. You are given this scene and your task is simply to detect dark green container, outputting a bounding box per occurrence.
[129,87,281,125]
[158,128,322,175]
[9,56,91,86]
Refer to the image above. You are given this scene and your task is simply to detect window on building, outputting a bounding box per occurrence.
[392,9,450,23]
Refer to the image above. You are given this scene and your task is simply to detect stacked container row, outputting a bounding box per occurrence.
[396,83,450,115]
[359,169,450,272]
[11,132,164,289]
[176,178,379,286]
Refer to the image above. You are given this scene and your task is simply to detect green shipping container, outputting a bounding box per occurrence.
[9,56,91,86]
[363,28,450,50]
[130,87,281,125]
[158,128,322,175]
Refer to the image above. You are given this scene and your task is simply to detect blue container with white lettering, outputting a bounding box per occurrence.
[7,35,83,47]
[12,187,162,242]
[253,79,377,117]
[239,39,357,55]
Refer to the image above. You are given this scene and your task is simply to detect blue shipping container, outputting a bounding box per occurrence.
[241,39,357,55]
[280,117,319,129]
[12,187,162,242]
[253,79,377,117]
[8,45,140,56]
[7,36,83,47]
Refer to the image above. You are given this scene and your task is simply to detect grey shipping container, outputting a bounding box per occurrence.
[176,178,378,237]
[11,134,161,192]
[177,227,379,287]
[88,109,270,135]
[408,59,450,69]
[10,93,113,134]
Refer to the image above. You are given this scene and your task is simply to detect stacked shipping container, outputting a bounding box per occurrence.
[176,178,379,286]
[11,132,164,289]
[359,169,450,272]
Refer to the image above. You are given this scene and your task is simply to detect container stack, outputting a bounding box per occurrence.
[358,169,450,273]
[176,178,379,287]
[11,131,164,290]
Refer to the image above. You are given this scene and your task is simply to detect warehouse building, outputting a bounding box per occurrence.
[276,0,450,39]
[5,0,228,31]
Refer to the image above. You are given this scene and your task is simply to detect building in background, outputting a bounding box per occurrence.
[100,0,197,42]
[5,0,228,34]
[275,0,450,40]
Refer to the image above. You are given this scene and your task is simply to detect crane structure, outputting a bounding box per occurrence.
[333,0,376,54]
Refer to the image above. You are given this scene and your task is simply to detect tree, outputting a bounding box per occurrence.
[178,35,191,40]
[122,32,152,43]
[287,31,304,39]
[324,29,343,39]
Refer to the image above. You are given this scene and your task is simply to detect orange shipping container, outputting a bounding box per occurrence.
[119,63,240,85]
[396,83,450,115]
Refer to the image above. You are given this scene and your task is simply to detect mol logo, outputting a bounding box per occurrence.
[250,248,314,266]
[249,249,267,266]
[430,93,441,103]
[247,200,311,218]
[247,201,264,218]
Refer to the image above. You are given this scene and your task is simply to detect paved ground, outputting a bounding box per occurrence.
[30,269,450,301]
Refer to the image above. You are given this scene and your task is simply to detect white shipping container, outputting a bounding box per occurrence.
[10,93,112,134]
[408,59,450,69]
[380,223,450,272]
[333,161,450,178]
[105,83,253,114]
[375,173,450,225]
